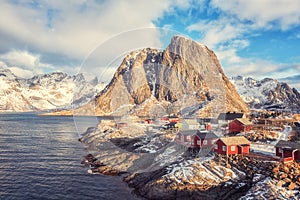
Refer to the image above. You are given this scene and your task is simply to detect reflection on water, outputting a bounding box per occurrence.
[0,113,139,200]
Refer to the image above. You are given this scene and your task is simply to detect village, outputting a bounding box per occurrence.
[79,109,300,198]
[115,111,300,163]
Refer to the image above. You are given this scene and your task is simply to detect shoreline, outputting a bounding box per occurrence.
[78,125,300,199]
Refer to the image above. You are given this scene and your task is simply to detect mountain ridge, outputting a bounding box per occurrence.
[0,68,102,112]
[230,75,300,111]
[73,36,249,117]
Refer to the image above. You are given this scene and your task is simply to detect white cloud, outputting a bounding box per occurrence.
[1,50,41,68]
[8,66,36,78]
[219,48,300,81]
[186,1,300,82]
[211,0,300,30]
[0,50,55,78]
[0,50,54,70]
[187,17,249,49]
[0,0,176,60]
[0,0,190,78]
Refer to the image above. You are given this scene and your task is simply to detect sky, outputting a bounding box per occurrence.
[0,0,299,89]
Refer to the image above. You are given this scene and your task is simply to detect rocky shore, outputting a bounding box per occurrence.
[81,154,124,176]
[123,155,300,199]
[79,125,300,200]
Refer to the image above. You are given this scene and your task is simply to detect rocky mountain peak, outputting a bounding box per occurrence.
[231,76,300,111]
[0,68,17,80]
[168,35,207,55]
[75,36,249,117]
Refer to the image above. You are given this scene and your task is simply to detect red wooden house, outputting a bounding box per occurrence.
[214,136,250,155]
[161,116,180,123]
[217,112,245,127]
[229,118,253,133]
[168,116,180,123]
[144,118,154,124]
[275,140,300,163]
[175,130,218,148]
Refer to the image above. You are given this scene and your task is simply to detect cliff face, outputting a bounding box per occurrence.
[166,36,249,115]
[76,36,249,117]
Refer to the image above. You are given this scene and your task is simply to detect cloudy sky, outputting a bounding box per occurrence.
[0,0,299,89]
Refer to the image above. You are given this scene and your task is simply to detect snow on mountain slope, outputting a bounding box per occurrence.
[230,76,300,111]
[0,69,106,112]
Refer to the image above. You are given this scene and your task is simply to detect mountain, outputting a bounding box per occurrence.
[230,76,300,111]
[0,69,103,112]
[74,36,249,117]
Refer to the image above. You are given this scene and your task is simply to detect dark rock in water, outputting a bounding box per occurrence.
[91,160,105,168]
[82,127,98,136]
[81,153,124,176]
[84,153,97,163]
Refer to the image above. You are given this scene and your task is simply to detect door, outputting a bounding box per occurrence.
[238,146,242,154]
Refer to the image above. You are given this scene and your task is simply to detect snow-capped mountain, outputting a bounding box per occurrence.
[230,76,300,111]
[0,68,105,112]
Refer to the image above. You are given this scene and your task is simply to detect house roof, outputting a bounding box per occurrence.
[275,140,300,150]
[168,116,179,119]
[182,118,198,125]
[234,118,252,125]
[219,136,250,146]
[198,118,213,123]
[196,131,218,139]
[218,112,244,121]
[179,129,200,136]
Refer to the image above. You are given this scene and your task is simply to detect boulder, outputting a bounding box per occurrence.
[276,180,285,187]
[279,173,288,180]
[288,182,296,190]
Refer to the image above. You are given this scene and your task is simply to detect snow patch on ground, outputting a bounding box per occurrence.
[251,143,275,155]
[162,157,242,186]
[240,177,299,200]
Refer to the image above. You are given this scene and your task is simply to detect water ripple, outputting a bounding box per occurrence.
[0,113,140,200]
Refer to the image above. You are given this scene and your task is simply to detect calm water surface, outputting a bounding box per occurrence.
[0,113,140,200]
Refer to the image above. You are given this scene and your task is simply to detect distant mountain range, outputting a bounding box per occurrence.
[1,37,299,114]
[0,68,105,112]
[230,76,300,111]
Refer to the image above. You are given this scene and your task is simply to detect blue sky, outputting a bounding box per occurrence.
[0,0,299,89]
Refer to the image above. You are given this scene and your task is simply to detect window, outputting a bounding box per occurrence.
[197,140,201,145]
[187,136,191,140]
[222,145,226,151]
[214,144,218,150]
[231,146,236,151]
[278,148,283,153]
[203,140,207,145]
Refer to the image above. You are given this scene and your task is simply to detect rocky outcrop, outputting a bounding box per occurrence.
[75,36,249,117]
[81,154,124,176]
[123,156,253,200]
[123,154,300,199]
[272,161,300,190]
